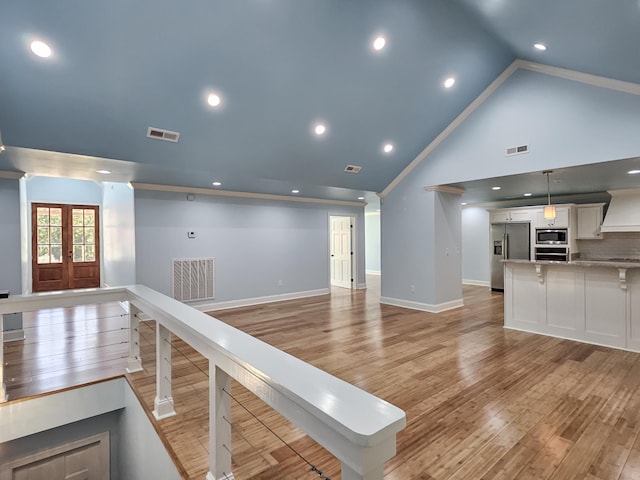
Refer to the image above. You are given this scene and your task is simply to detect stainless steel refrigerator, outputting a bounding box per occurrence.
[490,222,530,291]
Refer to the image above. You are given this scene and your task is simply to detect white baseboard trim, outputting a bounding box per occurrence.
[380,296,464,313]
[195,288,330,313]
[206,472,235,480]
[2,329,25,342]
[366,270,381,275]
[356,282,367,290]
[462,279,490,287]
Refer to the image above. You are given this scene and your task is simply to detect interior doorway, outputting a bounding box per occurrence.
[32,203,100,292]
[329,215,353,289]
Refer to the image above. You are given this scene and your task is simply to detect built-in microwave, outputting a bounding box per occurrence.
[536,228,568,245]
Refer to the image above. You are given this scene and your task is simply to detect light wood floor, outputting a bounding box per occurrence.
[5,277,640,479]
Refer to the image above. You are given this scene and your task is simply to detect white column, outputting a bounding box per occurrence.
[0,316,7,402]
[125,304,143,373]
[206,361,233,480]
[152,322,175,420]
[342,464,383,480]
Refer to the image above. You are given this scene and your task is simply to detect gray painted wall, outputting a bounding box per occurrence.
[434,192,462,303]
[365,212,381,274]
[118,382,181,480]
[462,207,490,285]
[25,176,103,205]
[0,178,21,294]
[102,182,136,287]
[135,190,365,304]
[381,69,640,306]
[0,411,121,479]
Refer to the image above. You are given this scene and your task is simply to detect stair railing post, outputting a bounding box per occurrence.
[125,304,143,373]
[206,359,233,480]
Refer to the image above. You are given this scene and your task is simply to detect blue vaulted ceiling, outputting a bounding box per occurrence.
[0,0,639,202]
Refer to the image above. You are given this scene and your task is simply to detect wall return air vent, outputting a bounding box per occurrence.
[505,144,529,156]
[344,165,362,173]
[147,127,180,143]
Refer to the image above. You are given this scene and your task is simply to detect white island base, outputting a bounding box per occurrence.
[504,260,640,352]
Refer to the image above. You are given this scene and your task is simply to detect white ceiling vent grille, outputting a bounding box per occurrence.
[172,258,214,302]
[344,165,362,173]
[505,144,529,156]
[147,127,180,143]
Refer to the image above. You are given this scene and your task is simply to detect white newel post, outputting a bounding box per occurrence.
[0,316,6,402]
[152,322,176,420]
[206,360,233,480]
[125,304,143,373]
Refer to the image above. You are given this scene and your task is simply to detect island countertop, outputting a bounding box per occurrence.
[502,258,640,269]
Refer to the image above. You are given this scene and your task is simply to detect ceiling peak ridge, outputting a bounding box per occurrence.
[380,59,640,199]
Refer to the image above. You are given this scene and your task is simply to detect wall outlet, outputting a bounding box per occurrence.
[410,284,415,293]
[277,279,283,287]
[187,231,196,239]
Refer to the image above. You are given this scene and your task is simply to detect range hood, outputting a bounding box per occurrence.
[601,189,640,233]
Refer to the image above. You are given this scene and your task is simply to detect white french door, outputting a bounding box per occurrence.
[330,215,352,289]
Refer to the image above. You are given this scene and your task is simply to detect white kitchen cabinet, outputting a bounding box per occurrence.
[535,206,569,228]
[576,203,604,239]
[489,208,534,223]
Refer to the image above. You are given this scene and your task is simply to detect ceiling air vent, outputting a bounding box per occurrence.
[147,127,180,143]
[505,144,529,156]
[344,165,362,173]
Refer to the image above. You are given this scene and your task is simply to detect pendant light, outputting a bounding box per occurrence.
[543,170,556,220]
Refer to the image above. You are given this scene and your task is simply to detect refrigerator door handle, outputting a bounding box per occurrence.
[503,233,508,260]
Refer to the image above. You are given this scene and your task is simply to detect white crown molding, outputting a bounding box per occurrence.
[380,60,640,198]
[515,59,640,96]
[425,185,465,195]
[0,171,25,180]
[131,182,366,208]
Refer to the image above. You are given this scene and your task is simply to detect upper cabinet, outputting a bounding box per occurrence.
[489,208,537,223]
[576,203,605,239]
[535,206,570,228]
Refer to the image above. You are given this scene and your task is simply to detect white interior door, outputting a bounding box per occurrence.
[330,216,352,289]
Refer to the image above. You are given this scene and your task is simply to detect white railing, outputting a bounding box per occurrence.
[0,285,406,480]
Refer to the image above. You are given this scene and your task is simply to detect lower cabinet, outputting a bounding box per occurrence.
[504,263,639,351]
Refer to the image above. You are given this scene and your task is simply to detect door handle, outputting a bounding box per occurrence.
[503,234,508,260]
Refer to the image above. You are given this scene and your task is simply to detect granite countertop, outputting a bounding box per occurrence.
[502,259,640,268]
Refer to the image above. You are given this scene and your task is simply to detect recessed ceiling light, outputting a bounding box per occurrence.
[628,169,640,175]
[373,36,386,51]
[314,123,326,136]
[291,189,300,194]
[30,40,52,58]
[534,43,547,51]
[376,209,381,212]
[444,77,456,89]
[524,192,532,197]
[492,186,501,190]
[207,93,221,107]
[212,181,222,186]
[96,170,111,175]
[358,196,365,200]
[461,202,468,206]
[383,143,394,153]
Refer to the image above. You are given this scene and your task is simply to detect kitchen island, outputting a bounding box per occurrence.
[503,259,640,351]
